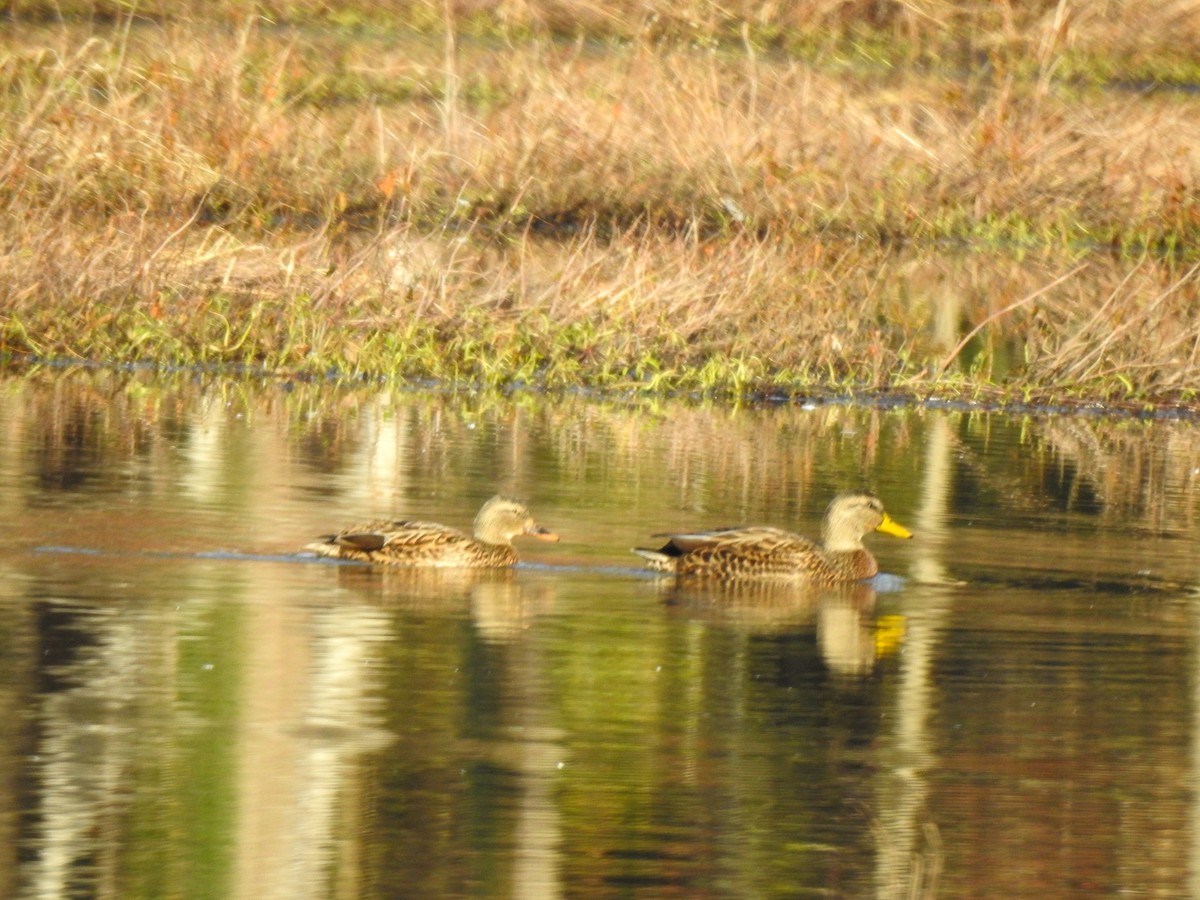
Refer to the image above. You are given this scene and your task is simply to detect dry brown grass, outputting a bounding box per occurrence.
[3,5,1200,406]
[6,10,1200,236]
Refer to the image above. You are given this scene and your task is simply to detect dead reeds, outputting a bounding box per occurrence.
[3,4,1200,406]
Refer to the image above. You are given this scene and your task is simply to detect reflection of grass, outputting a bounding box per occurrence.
[10,363,1200,557]
[4,6,1200,406]
[874,820,943,900]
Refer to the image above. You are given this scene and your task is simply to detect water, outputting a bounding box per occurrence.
[1,369,1199,898]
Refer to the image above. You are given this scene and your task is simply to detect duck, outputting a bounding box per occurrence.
[305,495,559,567]
[632,491,911,583]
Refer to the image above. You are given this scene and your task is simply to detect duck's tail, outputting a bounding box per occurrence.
[303,537,340,557]
[631,547,678,574]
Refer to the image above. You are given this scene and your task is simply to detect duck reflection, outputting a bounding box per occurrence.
[660,578,897,676]
[329,565,557,642]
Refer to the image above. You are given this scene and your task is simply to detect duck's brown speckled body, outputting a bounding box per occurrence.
[307,495,559,568]
[633,492,911,583]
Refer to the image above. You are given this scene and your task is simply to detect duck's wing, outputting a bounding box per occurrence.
[633,526,772,571]
[652,526,803,556]
[331,519,470,553]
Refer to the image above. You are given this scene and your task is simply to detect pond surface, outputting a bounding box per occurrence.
[2,369,1199,898]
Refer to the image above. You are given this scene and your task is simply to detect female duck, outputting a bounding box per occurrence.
[633,491,911,583]
[306,495,559,567]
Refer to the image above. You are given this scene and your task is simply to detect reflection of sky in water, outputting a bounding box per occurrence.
[0,371,1198,898]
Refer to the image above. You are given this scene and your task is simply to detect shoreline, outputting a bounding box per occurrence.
[8,354,1200,421]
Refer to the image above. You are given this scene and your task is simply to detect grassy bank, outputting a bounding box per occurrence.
[3,3,1200,407]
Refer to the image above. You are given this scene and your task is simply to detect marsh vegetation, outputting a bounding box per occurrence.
[4,1,1200,407]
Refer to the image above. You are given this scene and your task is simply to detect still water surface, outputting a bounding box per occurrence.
[2,370,1199,898]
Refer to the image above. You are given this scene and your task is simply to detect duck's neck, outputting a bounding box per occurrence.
[821,526,865,553]
[473,528,512,547]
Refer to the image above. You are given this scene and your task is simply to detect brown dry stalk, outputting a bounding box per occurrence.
[1045,261,1200,387]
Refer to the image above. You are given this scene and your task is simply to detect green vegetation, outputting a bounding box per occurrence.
[3,2,1200,409]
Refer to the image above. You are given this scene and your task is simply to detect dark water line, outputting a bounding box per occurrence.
[33,545,337,565]
[31,545,664,580]
[7,355,1200,422]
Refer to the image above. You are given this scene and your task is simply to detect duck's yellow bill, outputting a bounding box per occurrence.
[876,513,913,539]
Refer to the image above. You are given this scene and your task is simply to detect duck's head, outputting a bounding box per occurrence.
[474,495,560,546]
[822,492,912,551]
